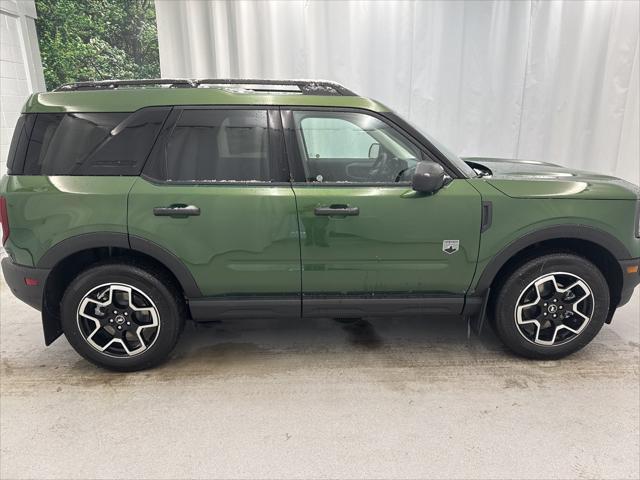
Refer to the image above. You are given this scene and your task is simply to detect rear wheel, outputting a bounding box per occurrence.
[493,253,610,359]
[61,262,184,371]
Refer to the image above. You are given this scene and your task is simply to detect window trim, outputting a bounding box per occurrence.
[141,105,290,186]
[281,106,462,187]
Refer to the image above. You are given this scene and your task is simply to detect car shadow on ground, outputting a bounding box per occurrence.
[3,306,634,389]
[160,314,507,369]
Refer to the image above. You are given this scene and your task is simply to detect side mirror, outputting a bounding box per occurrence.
[412,161,447,194]
[368,143,381,159]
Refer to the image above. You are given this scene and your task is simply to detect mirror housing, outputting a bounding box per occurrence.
[368,143,381,159]
[412,161,447,194]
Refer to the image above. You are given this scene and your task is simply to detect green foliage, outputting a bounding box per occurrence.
[35,0,160,90]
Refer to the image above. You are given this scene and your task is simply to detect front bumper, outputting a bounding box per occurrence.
[1,257,49,311]
[618,258,640,307]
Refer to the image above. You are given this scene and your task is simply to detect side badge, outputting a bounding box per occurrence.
[443,240,460,255]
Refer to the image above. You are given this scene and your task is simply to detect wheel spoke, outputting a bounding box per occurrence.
[516,277,544,326]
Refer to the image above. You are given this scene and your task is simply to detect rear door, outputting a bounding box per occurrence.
[283,108,482,317]
[128,107,301,312]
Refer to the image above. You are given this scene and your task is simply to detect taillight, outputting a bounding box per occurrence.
[0,196,9,245]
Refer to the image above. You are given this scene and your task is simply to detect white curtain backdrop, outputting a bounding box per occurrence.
[155,0,639,184]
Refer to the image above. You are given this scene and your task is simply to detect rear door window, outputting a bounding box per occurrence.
[145,108,287,182]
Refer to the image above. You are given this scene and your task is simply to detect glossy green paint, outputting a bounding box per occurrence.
[487,178,637,200]
[0,175,134,266]
[292,180,482,295]
[127,178,301,296]
[24,89,389,114]
[464,157,639,200]
[2,91,639,305]
[467,178,640,295]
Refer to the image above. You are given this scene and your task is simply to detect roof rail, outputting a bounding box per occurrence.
[54,78,357,96]
[54,79,196,91]
[196,79,356,95]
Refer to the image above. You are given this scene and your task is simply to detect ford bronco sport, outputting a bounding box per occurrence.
[1,79,639,371]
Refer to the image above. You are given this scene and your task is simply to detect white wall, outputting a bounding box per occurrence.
[0,0,45,176]
[155,0,639,185]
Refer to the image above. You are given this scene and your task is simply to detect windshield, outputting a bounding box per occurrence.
[387,112,478,178]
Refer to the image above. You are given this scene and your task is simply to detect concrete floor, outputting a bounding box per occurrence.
[0,275,638,480]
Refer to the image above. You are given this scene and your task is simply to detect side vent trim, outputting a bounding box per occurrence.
[481,201,493,233]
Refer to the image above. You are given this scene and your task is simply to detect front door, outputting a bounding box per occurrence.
[128,107,300,315]
[283,108,482,317]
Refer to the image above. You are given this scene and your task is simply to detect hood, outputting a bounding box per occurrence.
[463,157,639,200]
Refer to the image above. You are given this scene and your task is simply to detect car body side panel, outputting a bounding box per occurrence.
[464,157,639,200]
[292,180,482,296]
[467,178,640,295]
[127,178,301,297]
[487,178,638,200]
[0,175,135,266]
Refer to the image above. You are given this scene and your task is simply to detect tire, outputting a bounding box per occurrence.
[61,262,185,371]
[493,253,610,360]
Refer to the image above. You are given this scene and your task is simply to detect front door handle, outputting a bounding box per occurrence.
[153,204,200,217]
[314,204,360,216]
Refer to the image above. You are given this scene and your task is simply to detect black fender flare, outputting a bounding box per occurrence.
[37,232,202,297]
[472,224,631,294]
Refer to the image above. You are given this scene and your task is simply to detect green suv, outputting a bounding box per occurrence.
[1,79,639,371]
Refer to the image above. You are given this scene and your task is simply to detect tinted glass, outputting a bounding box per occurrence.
[81,108,169,175]
[21,109,168,176]
[23,113,64,174]
[293,111,421,183]
[6,114,35,174]
[24,113,126,175]
[159,109,276,182]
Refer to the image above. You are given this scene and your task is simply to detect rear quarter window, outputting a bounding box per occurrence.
[6,114,35,174]
[18,108,169,176]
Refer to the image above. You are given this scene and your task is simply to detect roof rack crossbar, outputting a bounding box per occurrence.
[53,78,356,95]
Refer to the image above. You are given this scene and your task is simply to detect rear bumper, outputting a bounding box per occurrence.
[1,257,49,311]
[618,258,640,307]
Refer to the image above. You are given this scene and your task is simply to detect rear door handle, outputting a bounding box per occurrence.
[153,204,200,217]
[314,204,359,216]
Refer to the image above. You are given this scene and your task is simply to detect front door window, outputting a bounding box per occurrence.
[292,111,421,184]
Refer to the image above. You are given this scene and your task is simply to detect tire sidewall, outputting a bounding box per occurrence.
[494,253,610,359]
[61,263,182,371]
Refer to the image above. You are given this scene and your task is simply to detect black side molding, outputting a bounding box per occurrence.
[37,232,129,268]
[303,295,466,317]
[618,258,640,307]
[131,236,202,297]
[189,296,301,320]
[188,294,484,321]
[472,224,633,295]
[36,232,202,297]
[1,257,48,311]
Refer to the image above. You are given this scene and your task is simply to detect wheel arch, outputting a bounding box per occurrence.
[475,225,629,320]
[37,233,201,345]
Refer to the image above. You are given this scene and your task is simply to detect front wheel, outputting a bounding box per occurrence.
[61,262,184,371]
[493,253,610,359]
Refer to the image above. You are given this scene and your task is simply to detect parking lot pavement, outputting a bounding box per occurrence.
[1,275,638,480]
